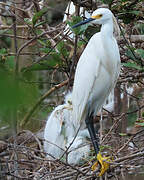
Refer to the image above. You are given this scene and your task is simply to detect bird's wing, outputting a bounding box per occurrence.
[72,38,101,127]
[44,105,64,144]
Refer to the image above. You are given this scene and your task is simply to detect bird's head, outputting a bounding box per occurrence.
[72,8,113,28]
[91,8,113,24]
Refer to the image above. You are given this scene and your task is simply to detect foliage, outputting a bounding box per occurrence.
[67,16,89,35]
[0,2,143,180]
[0,0,143,136]
[32,7,48,27]
[0,47,38,127]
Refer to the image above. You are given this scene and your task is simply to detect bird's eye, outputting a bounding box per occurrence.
[91,14,103,19]
[99,14,103,18]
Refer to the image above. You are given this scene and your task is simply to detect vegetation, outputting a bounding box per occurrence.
[0,0,144,179]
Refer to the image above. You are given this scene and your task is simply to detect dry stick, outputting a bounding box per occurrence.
[101,113,125,144]
[0,25,47,30]
[67,4,79,90]
[100,109,103,144]
[118,23,142,64]
[114,151,144,164]
[0,34,31,40]
[59,126,81,160]
[102,107,144,145]
[0,13,14,18]
[117,35,144,43]
[33,1,57,51]
[96,104,144,124]
[17,28,63,58]
[0,2,26,13]
[117,129,144,155]
[126,104,144,115]
[117,136,133,154]
[1,26,144,42]
[20,79,69,128]
[120,72,144,79]
[100,149,144,176]
[12,14,19,180]
[6,52,44,56]
[20,29,69,68]
[67,34,78,89]
[21,130,43,151]
[31,150,87,177]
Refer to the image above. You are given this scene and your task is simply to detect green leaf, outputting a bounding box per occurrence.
[57,41,69,57]
[0,71,35,110]
[119,133,127,136]
[40,47,53,53]
[22,63,51,71]
[101,0,113,5]
[128,11,140,16]
[32,7,48,26]
[100,145,112,151]
[77,40,85,47]
[136,49,144,59]
[34,20,47,28]
[37,39,47,46]
[24,18,32,25]
[0,48,7,61]
[21,54,61,72]
[135,122,144,127]
[5,56,15,71]
[136,23,144,34]
[38,39,52,48]
[126,49,136,61]
[122,62,143,70]
[0,48,7,55]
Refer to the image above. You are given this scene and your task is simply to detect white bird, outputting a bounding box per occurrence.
[63,2,116,115]
[72,8,121,176]
[44,93,90,164]
[66,135,90,164]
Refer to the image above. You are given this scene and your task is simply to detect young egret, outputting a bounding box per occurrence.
[72,8,121,176]
[44,93,90,164]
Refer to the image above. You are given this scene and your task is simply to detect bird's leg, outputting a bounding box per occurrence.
[85,113,110,176]
[85,113,99,156]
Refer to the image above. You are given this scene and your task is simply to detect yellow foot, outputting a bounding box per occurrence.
[92,152,111,176]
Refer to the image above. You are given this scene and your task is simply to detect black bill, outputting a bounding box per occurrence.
[72,18,94,28]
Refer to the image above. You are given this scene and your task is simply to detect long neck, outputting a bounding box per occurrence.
[100,19,116,77]
[100,19,115,56]
[101,19,114,40]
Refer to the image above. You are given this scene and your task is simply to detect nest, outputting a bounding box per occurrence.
[0,122,144,180]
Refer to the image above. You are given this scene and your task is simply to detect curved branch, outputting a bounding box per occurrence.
[20,79,69,128]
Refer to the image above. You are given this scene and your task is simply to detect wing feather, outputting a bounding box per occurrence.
[72,36,101,127]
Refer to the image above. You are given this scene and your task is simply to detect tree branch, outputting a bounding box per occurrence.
[20,79,69,128]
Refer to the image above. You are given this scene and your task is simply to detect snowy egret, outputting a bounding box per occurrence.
[72,8,121,175]
[44,93,90,164]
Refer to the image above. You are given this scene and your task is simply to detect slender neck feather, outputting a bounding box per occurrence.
[100,19,114,53]
[100,19,116,76]
[101,19,114,39]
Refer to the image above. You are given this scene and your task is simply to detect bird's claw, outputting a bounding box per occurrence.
[92,152,111,176]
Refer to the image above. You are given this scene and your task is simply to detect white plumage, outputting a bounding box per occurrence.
[44,8,121,173]
[44,93,90,164]
[67,135,90,164]
[72,8,121,128]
